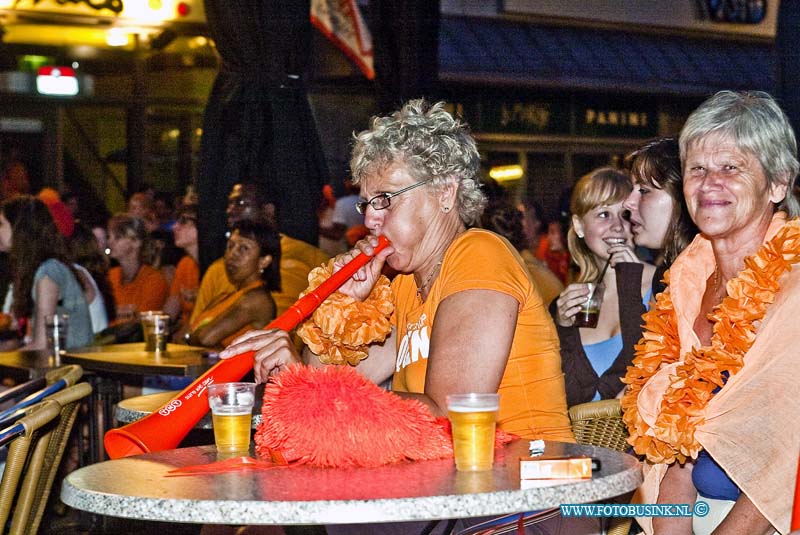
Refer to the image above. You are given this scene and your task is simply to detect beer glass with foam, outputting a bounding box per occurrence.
[141,311,169,352]
[207,382,256,453]
[446,393,500,471]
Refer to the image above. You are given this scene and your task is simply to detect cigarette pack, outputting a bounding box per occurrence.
[519,456,593,480]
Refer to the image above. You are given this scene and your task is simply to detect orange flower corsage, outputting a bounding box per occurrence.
[622,218,800,465]
[296,259,394,366]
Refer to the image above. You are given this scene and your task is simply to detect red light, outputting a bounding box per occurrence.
[177,2,190,16]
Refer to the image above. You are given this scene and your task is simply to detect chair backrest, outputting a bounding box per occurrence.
[0,377,47,407]
[0,399,62,530]
[11,382,92,535]
[0,365,85,429]
[568,398,630,452]
[45,365,83,388]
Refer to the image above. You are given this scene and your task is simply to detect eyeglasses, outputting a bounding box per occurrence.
[355,179,433,215]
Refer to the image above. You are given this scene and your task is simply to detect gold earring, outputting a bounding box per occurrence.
[443,206,450,213]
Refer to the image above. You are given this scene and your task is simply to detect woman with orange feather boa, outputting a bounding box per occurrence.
[622,91,800,534]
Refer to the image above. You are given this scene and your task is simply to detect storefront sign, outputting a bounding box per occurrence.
[36,66,79,96]
[464,99,570,136]
[705,0,767,24]
[452,96,658,139]
[577,102,657,138]
[7,0,122,14]
[0,0,204,24]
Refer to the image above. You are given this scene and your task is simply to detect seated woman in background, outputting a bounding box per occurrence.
[69,222,114,334]
[482,201,564,305]
[623,137,699,295]
[187,221,280,348]
[552,168,656,407]
[163,203,199,342]
[107,214,168,321]
[0,196,93,349]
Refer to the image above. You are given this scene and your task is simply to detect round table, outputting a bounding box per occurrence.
[61,440,642,525]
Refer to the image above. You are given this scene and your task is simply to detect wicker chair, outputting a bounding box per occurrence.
[0,399,62,532]
[568,399,630,452]
[44,365,83,389]
[568,399,633,535]
[0,364,90,534]
[12,382,92,534]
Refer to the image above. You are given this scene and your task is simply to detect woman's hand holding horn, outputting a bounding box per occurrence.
[219,329,301,383]
[333,235,394,302]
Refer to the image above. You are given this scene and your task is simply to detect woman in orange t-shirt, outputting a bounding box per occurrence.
[107,214,168,321]
[221,100,573,443]
[187,221,279,348]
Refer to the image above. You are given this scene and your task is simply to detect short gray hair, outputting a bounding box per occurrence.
[679,90,800,217]
[350,99,485,225]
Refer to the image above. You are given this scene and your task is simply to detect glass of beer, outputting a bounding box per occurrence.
[207,382,256,453]
[446,393,500,471]
[574,282,605,329]
[141,311,169,352]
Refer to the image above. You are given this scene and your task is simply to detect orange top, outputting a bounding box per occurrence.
[108,264,168,316]
[189,280,264,347]
[391,229,574,442]
[169,255,199,326]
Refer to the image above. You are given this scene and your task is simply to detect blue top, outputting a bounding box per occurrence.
[693,450,741,501]
[584,335,623,401]
[581,286,653,400]
[33,259,93,349]
[692,371,740,501]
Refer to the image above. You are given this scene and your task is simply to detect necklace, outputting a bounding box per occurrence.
[416,261,442,298]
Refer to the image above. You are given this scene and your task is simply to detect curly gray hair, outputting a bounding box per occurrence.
[350,99,485,225]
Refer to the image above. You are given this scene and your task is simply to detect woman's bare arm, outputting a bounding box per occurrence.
[189,290,275,347]
[653,461,696,534]
[27,276,60,350]
[406,289,517,415]
[712,493,774,535]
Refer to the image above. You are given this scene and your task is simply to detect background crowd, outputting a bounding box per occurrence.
[0,89,797,534]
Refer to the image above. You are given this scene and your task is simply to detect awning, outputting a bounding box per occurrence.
[439,16,775,97]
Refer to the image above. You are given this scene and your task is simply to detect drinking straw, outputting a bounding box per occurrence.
[588,254,613,301]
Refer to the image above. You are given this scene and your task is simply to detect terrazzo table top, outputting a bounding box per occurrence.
[61,440,642,525]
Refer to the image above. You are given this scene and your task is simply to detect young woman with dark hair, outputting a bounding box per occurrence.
[0,196,92,349]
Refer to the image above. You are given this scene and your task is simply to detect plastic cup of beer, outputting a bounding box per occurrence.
[446,393,500,472]
[141,311,169,352]
[207,382,256,453]
[574,282,605,329]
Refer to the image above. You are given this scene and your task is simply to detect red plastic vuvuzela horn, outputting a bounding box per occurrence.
[104,236,390,459]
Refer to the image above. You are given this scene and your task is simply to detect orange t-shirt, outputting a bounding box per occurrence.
[108,264,168,316]
[169,255,200,326]
[391,229,574,442]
